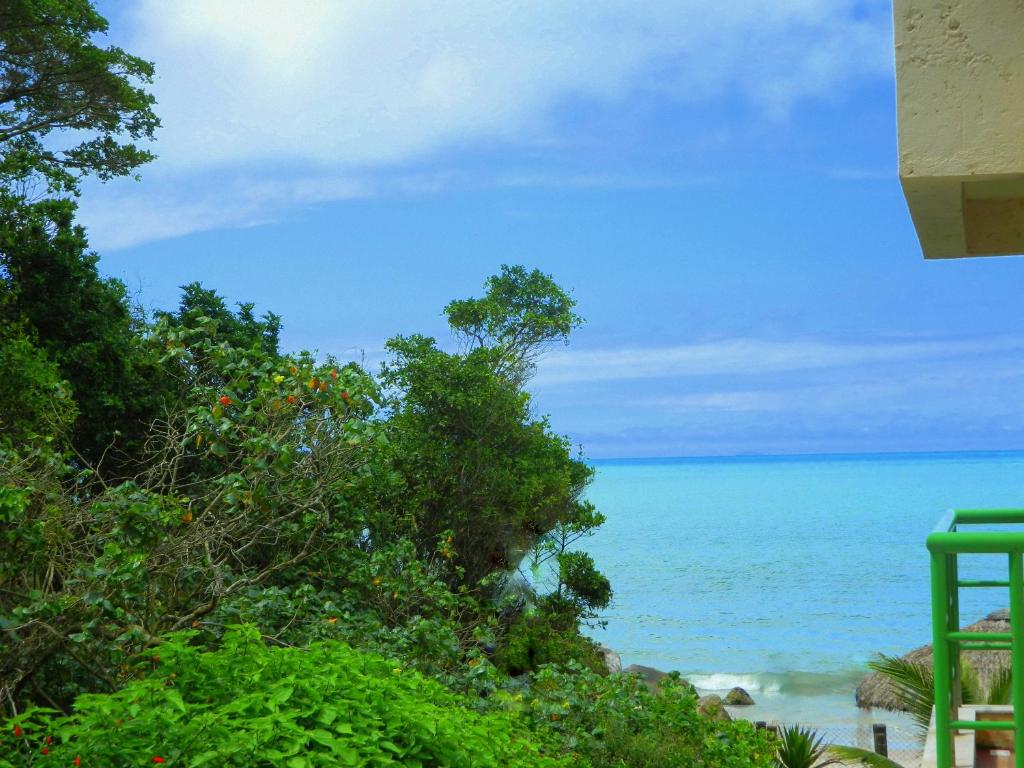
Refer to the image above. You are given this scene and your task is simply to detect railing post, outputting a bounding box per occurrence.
[1009,551,1024,768]
[872,723,888,756]
[947,554,962,708]
[931,550,953,768]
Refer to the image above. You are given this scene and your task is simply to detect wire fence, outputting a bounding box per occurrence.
[755,721,924,768]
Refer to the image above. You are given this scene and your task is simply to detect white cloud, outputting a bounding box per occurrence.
[532,337,1024,388]
[81,0,892,248]
[128,0,892,170]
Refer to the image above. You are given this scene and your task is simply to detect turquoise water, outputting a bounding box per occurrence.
[581,451,1024,726]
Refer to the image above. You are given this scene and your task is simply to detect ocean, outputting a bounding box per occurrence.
[580,450,1024,732]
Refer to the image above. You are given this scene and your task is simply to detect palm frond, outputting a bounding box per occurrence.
[985,664,1013,705]
[827,745,907,768]
[866,655,934,734]
[959,656,983,705]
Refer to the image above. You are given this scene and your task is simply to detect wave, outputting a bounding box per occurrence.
[686,669,866,697]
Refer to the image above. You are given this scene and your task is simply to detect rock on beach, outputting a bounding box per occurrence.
[724,687,755,706]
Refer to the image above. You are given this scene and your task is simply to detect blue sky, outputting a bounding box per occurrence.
[82,1,1024,458]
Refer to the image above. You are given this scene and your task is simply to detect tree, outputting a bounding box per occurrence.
[0,196,163,471]
[445,265,582,385]
[0,0,158,194]
[374,268,600,590]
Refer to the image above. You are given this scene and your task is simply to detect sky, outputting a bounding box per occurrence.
[80,0,1024,459]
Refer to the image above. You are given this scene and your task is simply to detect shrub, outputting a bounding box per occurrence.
[0,626,571,768]
[509,664,777,768]
[498,611,606,677]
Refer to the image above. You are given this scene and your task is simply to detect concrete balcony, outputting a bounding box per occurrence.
[895,1,1024,258]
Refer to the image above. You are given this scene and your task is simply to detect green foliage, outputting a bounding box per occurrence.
[377,334,593,586]
[772,725,839,768]
[445,264,582,384]
[0,0,158,193]
[826,746,907,768]
[0,318,377,709]
[375,267,599,595]
[498,610,605,677]
[557,551,612,616]
[0,626,570,768]
[156,281,282,360]
[0,196,163,470]
[0,325,74,447]
[507,664,776,767]
[866,655,938,733]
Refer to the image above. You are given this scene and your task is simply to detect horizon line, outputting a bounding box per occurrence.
[589,446,1024,463]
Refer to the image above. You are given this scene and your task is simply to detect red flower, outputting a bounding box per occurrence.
[329,369,338,380]
[152,758,166,765]
[74,756,81,767]
[45,735,52,745]
[218,395,232,407]
[286,395,297,405]
[340,390,351,401]
[13,725,21,737]
[41,747,49,755]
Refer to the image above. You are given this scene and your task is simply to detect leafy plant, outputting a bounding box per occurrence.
[773,725,840,768]
[866,653,1010,734]
[827,746,908,768]
[508,663,776,767]
[0,626,571,768]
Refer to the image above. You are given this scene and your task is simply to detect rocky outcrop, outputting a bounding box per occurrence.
[597,644,622,674]
[624,664,669,693]
[856,609,1012,711]
[697,694,732,721]
[724,687,755,706]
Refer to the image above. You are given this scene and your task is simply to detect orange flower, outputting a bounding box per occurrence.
[289,366,298,375]
[327,617,338,624]
[329,369,338,379]
[218,395,232,407]
[318,381,328,392]
[340,390,351,401]
[180,511,193,524]
[286,395,297,405]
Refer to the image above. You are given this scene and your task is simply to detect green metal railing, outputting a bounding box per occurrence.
[927,509,1024,768]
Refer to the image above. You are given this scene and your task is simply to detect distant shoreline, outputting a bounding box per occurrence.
[589,447,1024,465]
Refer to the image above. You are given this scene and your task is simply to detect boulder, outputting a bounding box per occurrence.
[625,664,668,693]
[597,644,622,674]
[697,694,732,721]
[856,609,1012,711]
[724,686,755,706]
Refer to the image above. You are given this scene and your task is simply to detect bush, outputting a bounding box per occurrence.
[498,611,606,676]
[0,626,571,768]
[0,318,378,710]
[509,664,777,768]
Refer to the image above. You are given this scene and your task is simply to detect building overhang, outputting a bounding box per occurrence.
[895,0,1024,258]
